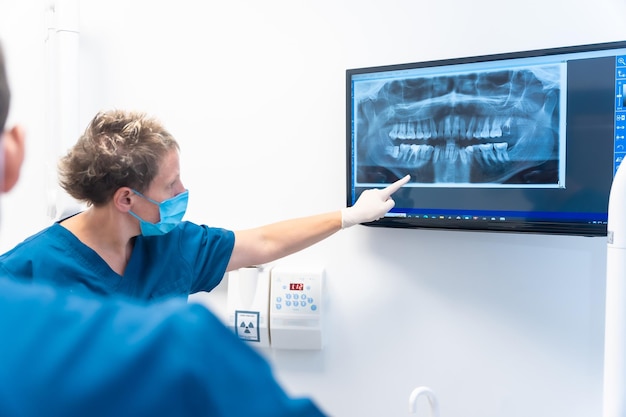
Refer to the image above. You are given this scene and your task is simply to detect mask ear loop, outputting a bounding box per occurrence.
[128,189,158,228]
[131,189,160,206]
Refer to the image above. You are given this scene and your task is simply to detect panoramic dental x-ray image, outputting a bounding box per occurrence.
[354,63,563,187]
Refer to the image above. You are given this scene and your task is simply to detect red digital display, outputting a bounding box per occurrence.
[289,283,304,291]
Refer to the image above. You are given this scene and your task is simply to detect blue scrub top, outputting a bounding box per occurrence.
[0,220,235,300]
[0,271,327,417]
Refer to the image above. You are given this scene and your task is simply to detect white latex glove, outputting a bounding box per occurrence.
[341,175,410,228]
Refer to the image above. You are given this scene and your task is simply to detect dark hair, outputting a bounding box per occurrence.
[0,43,10,132]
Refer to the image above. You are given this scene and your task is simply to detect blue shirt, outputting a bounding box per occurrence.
[0,220,235,300]
[0,271,327,417]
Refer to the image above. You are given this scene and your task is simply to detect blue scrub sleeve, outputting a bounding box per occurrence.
[0,271,327,417]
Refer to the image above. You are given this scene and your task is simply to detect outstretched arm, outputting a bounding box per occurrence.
[226,175,410,271]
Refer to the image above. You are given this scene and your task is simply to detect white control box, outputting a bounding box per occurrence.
[269,266,324,350]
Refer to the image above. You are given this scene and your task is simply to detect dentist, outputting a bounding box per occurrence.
[0,109,410,300]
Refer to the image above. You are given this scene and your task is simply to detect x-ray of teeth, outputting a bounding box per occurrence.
[353,64,565,187]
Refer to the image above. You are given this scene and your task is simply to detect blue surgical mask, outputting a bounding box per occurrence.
[129,189,189,236]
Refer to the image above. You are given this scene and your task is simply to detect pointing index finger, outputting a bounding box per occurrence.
[382,174,410,198]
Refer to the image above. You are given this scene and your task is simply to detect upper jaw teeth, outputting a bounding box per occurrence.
[388,115,512,141]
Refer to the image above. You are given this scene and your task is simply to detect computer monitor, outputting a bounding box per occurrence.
[346,40,626,236]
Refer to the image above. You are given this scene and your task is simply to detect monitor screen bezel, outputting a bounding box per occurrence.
[346,40,626,237]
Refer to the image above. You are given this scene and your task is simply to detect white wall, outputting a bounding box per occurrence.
[1,1,624,416]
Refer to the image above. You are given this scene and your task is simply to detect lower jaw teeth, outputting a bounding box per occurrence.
[386,141,509,165]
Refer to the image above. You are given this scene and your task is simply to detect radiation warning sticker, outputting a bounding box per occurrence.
[235,310,260,342]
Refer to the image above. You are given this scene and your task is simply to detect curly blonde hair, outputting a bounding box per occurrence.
[58,110,179,206]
